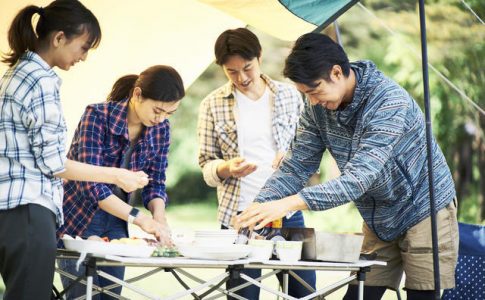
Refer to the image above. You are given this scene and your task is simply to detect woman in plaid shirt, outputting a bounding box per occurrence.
[57,65,185,299]
[197,28,315,299]
[0,1,150,299]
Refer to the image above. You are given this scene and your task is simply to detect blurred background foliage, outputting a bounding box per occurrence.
[162,0,484,223]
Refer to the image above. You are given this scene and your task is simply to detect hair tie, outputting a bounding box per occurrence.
[37,7,45,18]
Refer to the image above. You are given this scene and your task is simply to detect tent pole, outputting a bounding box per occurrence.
[333,21,342,46]
[417,0,441,299]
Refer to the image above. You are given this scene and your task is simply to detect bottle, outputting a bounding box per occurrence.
[254,222,273,239]
[265,218,285,255]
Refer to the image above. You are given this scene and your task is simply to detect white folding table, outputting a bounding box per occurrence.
[54,250,385,300]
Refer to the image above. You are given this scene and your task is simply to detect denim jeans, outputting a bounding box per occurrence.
[58,209,128,300]
[225,211,316,299]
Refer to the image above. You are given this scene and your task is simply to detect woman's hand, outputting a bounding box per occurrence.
[114,169,149,192]
[154,219,173,247]
[148,198,173,246]
[133,214,171,244]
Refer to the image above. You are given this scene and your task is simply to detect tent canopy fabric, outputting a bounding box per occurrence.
[199,0,358,41]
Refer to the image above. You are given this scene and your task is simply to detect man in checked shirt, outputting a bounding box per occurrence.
[197,28,316,299]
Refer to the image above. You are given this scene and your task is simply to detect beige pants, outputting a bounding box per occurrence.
[359,199,459,290]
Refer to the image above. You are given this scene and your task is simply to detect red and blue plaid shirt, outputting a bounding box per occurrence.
[58,99,170,238]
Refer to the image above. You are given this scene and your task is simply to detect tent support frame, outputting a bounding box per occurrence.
[418,1,441,299]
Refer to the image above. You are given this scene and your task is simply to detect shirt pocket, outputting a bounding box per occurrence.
[214,121,238,157]
[103,144,123,166]
[366,161,414,208]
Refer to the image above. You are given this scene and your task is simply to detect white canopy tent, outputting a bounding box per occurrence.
[0,0,243,140]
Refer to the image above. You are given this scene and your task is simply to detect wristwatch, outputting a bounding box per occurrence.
[127,207,140,224]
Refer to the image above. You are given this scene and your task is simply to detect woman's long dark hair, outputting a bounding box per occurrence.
[2,0,101,67]
[107,65,185,103]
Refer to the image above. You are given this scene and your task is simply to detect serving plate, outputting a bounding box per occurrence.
[62,236,155,258]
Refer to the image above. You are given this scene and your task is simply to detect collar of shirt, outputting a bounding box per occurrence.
[23,51,62,87]
[107,98,159,147]
[335,60,377,126]
[219,74,278,99]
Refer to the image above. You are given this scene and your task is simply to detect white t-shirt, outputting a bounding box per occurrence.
[234,87,277,211]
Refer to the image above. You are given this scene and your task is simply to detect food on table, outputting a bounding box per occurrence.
[152,246,179,257]
[87,235,104,242]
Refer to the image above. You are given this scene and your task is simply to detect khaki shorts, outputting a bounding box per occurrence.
[358,199,459,290]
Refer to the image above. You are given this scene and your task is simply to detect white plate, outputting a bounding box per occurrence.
[62,237,155,258]
[177,243,251,260]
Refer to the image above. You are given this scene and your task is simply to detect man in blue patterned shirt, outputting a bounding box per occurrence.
[236,33,458,300]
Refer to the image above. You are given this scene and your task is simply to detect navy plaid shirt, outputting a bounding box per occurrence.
[0,51,67,225]
[58,99,170,238]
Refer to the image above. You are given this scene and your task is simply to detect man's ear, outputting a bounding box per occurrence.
[331,65,343,80]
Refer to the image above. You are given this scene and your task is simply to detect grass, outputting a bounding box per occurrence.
[1,202,402,299]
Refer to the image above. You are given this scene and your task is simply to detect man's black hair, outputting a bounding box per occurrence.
[284,33,350,87]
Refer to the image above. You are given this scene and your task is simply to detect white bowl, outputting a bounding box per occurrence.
[275,241,303,262]
[248,239,274,261]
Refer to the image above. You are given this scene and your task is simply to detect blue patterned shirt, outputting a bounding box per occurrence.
[255,61,456,241]
[0,51,67,225]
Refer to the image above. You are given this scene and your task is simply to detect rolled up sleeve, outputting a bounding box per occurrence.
[26,78,67,176]
[197,96,224,187]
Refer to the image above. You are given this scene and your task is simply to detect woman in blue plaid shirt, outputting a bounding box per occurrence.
[0,1,151,299]
[57,66,185,299]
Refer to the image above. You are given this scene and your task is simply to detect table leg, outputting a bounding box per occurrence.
[357,267,370,300]
[358,280,364,300]
[86,276,93,300]
[85,256,97,300]
[282,270,289,294]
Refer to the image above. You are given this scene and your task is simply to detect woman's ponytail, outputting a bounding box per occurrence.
[2,0,101,67]
[107,75,138,102]
[2,6,40,67]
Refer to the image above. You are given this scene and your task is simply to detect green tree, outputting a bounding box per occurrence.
[339,1,485,222]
